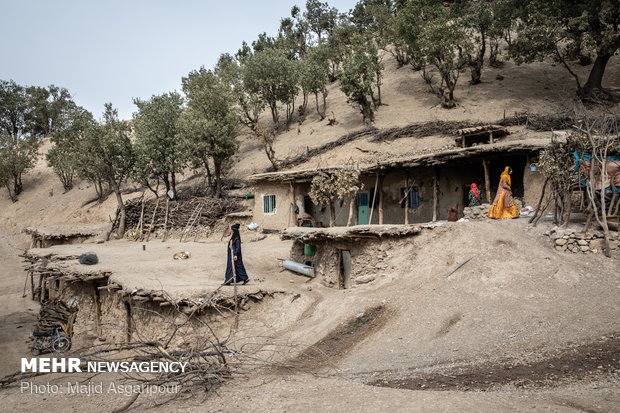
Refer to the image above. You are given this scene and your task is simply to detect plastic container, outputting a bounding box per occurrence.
[304,244,316,256]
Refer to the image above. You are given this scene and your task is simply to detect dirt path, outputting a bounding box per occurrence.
[0,233,37,377]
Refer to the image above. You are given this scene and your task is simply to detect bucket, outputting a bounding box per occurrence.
[304,244,316,257]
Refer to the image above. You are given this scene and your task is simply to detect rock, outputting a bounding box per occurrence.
[555,239,568,246]
[578,240,588,246]
[571,247,579,253]
[609,240,619,250]
[590,239,604,250]
[555,246,563,251]
[355,275,375,284]
[580,246,589,252]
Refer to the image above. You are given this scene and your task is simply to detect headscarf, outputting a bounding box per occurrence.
[230,223,241,242]
[500,166,512,186]
[470,183,481,201]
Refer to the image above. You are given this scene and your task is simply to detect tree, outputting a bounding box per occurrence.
[304,0,339,43]
[454,0,495,85]
[242,48,300,129]
[396,0,472,108]
[301,44,331,119]
[509,0,620,99]
[74,104,134,235]
[337,35,383,124]
[351,0,412,67]
[0,80,40,200]
[25,85,76,137]
[132,92,185,199]
[309,166,362,227]
[46,106,95,191]
[216,54,280,171]
[181,68,239,198]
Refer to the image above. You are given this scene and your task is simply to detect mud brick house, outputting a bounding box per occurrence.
[249,140,547,229]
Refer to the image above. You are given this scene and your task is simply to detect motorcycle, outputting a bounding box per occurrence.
[29,325,72,356]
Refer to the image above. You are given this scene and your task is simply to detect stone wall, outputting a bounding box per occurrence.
[544,227,620,254]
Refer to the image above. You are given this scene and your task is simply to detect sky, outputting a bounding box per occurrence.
[1,0,358,120]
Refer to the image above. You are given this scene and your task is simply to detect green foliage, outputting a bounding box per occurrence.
[132,92,185,198]
[46,106,95,191]
[453,0,496,84]
[337,34,383,124]
[395,0,472,108]
[304,0,339,42]
[25,85,76,137]
[242,48,299,128]
[301,44,331,119]
[509,0,620,96]
[181,67,239,197]
[0,79,40,200]
[0,131,39,201]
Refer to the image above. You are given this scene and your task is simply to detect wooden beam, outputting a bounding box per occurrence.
[369,173,379,224]
[482,159,491,203]
[489,131,494,144]
[432,169,439,222]
[378,175,384,225]
[404,171,409,225]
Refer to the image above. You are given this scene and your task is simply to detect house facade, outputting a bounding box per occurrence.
[250,142,546,230]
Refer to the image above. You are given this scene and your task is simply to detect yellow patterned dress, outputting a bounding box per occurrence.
[487,167,519,219]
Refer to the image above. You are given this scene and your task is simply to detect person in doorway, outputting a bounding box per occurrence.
[468,183,482,207]
[223,223,249,285]
[487,166,519,219]
[448,203,459,222]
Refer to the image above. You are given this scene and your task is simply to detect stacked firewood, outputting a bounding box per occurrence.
[117,196,241,232]
[36,298,78,336]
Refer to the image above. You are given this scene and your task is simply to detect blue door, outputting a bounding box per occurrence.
[358,192,369,225]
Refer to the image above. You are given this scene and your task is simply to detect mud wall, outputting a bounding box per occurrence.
[252,182,294,229]
[290,236,414,289]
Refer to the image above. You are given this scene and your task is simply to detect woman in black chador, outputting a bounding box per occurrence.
[223,223,249,285]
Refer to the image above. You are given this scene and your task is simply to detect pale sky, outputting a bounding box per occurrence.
[1,0,357,120]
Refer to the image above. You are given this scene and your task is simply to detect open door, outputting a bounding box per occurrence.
[357,192,369,225]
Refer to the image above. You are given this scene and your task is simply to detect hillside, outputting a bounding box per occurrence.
[0,55,619,412]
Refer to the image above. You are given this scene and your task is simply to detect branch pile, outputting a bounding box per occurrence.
[116,196,242,232]
[36,298,78,336]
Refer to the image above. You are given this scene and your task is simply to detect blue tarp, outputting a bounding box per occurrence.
[573,151,620,193]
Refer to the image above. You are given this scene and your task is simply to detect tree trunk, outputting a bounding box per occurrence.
[214,160,222,198]
[347,198,355,226]
[359,98,374,125]
[112,182,127,236]
[204,160,213,196]
[170,171,177,200]
[329,202,335,227]
[470,30,486,85]
[581,53,612,96]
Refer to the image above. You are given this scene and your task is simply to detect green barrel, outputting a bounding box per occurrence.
[304,244,316,257]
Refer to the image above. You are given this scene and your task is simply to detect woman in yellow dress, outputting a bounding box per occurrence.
[487,166,519,219]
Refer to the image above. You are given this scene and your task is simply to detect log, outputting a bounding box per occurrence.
[482,159,491,203]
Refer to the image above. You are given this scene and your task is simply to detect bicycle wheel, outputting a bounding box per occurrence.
[52,335,71,353]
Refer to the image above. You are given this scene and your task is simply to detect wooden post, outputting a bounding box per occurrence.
[369,173,379,224]
[482,159,491,203]
[432,170,439,222]
[462,134,466,148]
[489,131,494,144]
[30,271,34,300]
[162,197,170,242]
[404,172,409,225]
[289,182,295,227]
[378,175,384,225]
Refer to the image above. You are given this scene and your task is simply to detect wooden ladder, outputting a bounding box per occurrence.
[180,205,203,242]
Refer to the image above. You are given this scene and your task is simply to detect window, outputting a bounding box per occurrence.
[400,186,419,208]
[263,195,276,214]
